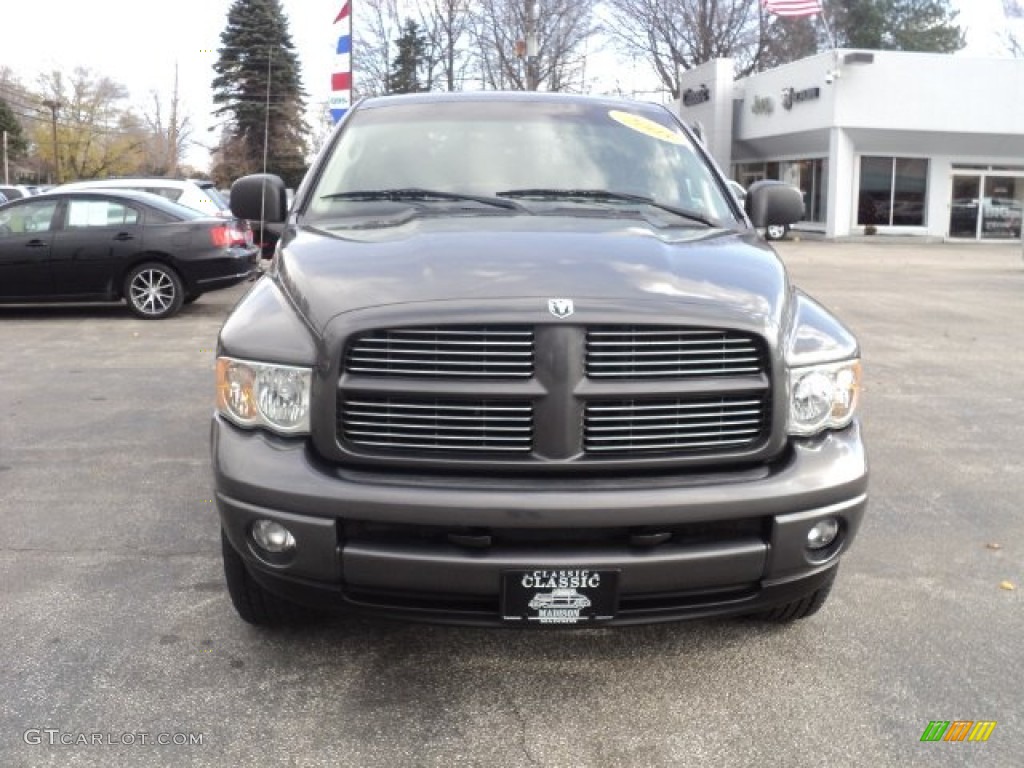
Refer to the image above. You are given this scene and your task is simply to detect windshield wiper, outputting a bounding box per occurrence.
[496,188,716,227]
[321,188,525,212]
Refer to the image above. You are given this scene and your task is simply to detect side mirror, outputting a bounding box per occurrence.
[745,180,804,228]
[230,174,288,224]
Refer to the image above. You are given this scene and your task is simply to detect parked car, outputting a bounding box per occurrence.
[0,191,7,206]
[53,177,232,219]
[0,188,259,318]
[0,184,37,201]
[214,91,865,628]
[764,221,790,241]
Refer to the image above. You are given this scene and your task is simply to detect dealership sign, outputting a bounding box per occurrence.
[682,84,711,107]
[782,86,821,110]
[751,95,774,115]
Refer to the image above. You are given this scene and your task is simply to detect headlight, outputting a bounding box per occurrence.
[216,357,312,434]
[788,360,861,436]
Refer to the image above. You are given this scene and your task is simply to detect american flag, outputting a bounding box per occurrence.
[762,0,823,17]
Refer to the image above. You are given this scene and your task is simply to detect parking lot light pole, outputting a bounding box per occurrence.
[41,99,61,183]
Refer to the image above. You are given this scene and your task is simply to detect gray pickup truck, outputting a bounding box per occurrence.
[213,91,867,628]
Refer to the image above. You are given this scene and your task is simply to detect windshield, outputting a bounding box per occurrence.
[306,98,738,226]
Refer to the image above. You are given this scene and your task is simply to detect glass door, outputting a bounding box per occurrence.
[949,176,980,238]
[980,176,1023,240]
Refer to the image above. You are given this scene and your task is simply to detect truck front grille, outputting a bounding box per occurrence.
[339,396,534,453]
[337,322,772,465]
[344,326,534,379]
[584,395,769,454]
[586,326,764,379]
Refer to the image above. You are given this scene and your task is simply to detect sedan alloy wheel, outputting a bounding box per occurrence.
[126,263,184,319]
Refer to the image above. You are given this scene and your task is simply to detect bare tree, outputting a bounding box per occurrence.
[1004,0,1024,56]
[418,0,474,91]
[35,68,147,181]
[603,0,769,98]
[469,0,599,92]
[143,64,193,176]
[353,0,402,96]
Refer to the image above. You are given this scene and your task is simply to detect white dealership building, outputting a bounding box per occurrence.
[676,50,1024,240]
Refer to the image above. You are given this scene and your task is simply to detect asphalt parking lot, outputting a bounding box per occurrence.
[2,240,1022,767]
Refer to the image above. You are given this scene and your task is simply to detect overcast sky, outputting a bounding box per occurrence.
[1,0,1014,171]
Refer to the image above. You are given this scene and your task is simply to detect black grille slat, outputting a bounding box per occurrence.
[584,396,769,454]
[346,327,534,378]
[340,397,533,453]
[586,326,766,379]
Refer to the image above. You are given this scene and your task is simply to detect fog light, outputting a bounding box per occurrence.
[806,519,840,550]
[251,520,296,554]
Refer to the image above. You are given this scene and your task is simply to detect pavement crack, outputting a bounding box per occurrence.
[496,676,543,768]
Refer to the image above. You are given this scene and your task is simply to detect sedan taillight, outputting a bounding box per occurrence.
[210,224,252,248]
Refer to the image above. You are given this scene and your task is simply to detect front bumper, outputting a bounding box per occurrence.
[212,416,868,626]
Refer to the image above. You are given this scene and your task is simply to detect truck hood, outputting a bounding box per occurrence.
[274,214,790,333]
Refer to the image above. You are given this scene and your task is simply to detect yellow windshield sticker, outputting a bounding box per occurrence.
[608,110,689,146]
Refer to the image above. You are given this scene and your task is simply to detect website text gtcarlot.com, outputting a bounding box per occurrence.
[24,729,204,746]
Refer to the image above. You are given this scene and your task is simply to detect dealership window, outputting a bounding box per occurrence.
[734,160,827,224]
[734,162,780,188]
[858,156,928,227]
[782,159,827,223]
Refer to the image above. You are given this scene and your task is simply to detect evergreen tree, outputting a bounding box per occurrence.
[828,0,965,54]
[0,98,29,160]
[758,0,965,71]
[388,19,428,94]
[212,0,309,188]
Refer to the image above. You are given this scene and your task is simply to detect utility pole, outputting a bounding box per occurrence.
[525,0,539,91]
[2,130,8,185]
[41,99,61,183]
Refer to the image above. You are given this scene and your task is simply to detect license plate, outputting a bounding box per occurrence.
[501,569,619,625]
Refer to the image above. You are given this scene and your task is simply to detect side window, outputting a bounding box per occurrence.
[67,200,140,228]
[0,200,59,235]
[144,186,184,203]
[145,209,177,224]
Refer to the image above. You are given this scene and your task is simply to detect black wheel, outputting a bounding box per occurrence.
[125,262,184,319]
[221,530,321,626]
[764,223,789,241]
[754,569,836,622]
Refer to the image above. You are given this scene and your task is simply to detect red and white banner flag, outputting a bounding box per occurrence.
[331,1,353,123]
[762,0,823,17]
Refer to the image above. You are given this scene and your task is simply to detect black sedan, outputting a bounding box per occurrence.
[0,189,259,319]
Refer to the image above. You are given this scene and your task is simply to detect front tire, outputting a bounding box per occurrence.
[764,224,789,241]
[125,262,184,319]
[221,530,321,626]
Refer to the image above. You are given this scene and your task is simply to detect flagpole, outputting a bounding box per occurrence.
[816,3,841,81]
[818,5,838,52]
[762,1,838,77]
